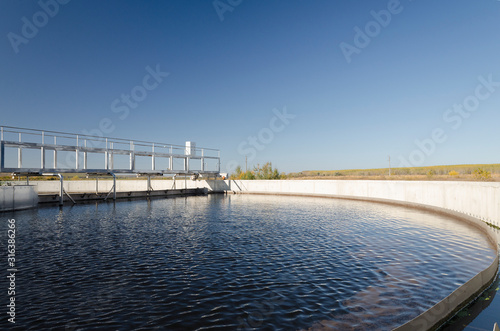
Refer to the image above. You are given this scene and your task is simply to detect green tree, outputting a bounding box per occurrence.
[230,162,286,180]
[241,170,256,180]
[254,162,284,179]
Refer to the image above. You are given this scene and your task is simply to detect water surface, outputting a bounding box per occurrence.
[0,194,496,330]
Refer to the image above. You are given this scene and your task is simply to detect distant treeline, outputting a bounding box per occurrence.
[289,164,500,179]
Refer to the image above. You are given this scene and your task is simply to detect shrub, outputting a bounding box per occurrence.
[448,170,459,177]
[473,168,492,181]
[231,162,284,180]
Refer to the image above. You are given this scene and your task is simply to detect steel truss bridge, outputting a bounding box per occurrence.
[1,126,221,203]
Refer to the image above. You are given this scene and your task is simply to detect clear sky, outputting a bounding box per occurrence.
[1,0,500,173]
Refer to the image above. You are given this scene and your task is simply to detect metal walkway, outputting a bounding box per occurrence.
[1,126,221,205]
[0,126,220,175]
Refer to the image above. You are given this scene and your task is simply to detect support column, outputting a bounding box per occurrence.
[109,172,116,200]
[58,174,64,206]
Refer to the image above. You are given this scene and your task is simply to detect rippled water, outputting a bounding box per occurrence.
[0,194,496,330]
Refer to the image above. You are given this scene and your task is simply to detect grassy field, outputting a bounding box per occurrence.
[289,164,500,182]
[2,164,499,182]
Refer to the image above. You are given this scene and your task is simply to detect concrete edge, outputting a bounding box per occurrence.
[37,188,208,204]
[233,191,500,331]
[0,185,38,212]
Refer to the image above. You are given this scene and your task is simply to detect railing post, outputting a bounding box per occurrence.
[18,133,22,168]
[169,145,173,171]
[152,143,155,171]
[53,136,57,169]
[129,141,135,171]
[217,151,221,172]
[109,142,114,170]
[83,140,87,170]
[41,147,45,169]
[0,141,4,171]
[105,138,108,170]
[41,131,45,169]
[75,149,79,169]
[75,135,79,170]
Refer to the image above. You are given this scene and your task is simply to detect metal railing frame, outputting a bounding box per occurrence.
[1,126,221,205]
[0,125,221,175]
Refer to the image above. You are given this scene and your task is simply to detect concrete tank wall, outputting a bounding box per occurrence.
[24,179,220,194]
[14,179,500,228]
[0,185,38,212]
[224,180,500,228]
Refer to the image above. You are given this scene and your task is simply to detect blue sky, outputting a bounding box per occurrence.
[1,0,500,173]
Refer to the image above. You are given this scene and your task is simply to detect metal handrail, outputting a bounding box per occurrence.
[0,124,221,174]
[0,125,220,154]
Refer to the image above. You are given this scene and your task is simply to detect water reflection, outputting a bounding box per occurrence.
[0,194,495,330]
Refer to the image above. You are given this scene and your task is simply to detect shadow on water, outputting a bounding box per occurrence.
[440,226,500,331]
[439,271,499,330]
